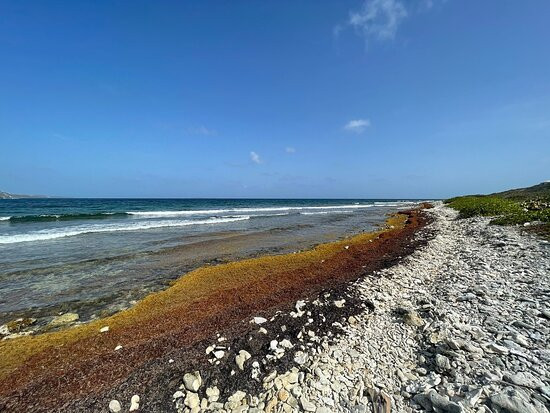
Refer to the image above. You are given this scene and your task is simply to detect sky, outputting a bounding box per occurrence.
[1,0,549,199]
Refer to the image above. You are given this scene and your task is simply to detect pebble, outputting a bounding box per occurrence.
[235,349,251,370]
[129,395,140,412]
[49,313,79,327]
[183,371,202,392]
[108,400,121,413]
[184,391,200,408]
[300,396,316,412]
[168,203,550,413]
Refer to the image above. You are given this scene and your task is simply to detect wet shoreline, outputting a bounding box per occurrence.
[0,207,429,412]
[0,208,398,326]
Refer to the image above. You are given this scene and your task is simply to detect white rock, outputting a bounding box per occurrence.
[183,371,202,392]
[486,342,509,354]
[228,390,246,404]
[173,391,184,399]
[294,351,308,365]
[300,396,316,412]
[334,299,346,308]
[184,391,200,408]
[280,339,293,348]
[235,349,252,370]
[129,395,140,411]
[206,386,220,402]
[108,400,121,413]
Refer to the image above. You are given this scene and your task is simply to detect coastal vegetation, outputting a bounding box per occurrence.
[445,182,550,237]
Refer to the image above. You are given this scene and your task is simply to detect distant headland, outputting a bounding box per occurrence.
[0,191,48,199]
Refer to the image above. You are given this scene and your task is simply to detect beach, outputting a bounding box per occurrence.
[1,202,548,412]
[0,202,426,411]
[0,199,418,325]
[2,1,548,412]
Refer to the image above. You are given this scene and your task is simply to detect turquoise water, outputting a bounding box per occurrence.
[0,198,421,321]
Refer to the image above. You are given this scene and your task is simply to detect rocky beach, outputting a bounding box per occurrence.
[1,202,548,412]
[161,203,549,413]
[2,1,549,411]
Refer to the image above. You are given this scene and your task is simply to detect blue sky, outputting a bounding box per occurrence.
[1,0,549,198]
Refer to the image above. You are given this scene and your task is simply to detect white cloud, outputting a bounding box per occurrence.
[344,119,371,133]
[250,151,261,164]
[285,147,296,153]
[349,0,407,42]
[337,0,445,46]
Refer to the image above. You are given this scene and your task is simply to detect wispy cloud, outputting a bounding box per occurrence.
[250,151,262,164]
[186,126,217,136]
[337,0,445,46]
[285,147,296,153]
[344,119,371,133]
[349,0,407,42]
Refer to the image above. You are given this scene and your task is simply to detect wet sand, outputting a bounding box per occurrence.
[0,208,429,412]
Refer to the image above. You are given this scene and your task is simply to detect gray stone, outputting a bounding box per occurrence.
[427,389,464,413]
[403,310,425,327]
[503,371,543,390]
[435,354,451,371]
[300,396,316,412]
[486,342,509,354]
[49,313,79,327]
[489,390,540,413]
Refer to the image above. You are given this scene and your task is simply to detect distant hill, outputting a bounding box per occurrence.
[0,191,47,199]
[493,181,550,200]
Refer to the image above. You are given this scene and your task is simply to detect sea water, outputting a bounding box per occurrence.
[0,198,421,321]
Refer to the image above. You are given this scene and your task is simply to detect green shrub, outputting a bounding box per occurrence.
[446,196,522,218]
[446,195,550,227]
[491,208,550,225]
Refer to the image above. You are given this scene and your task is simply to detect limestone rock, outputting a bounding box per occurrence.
[108,400,121,413]
[183,371,202,392]
[49,313,79,327]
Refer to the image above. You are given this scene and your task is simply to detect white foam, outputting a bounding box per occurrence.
[301,210,354,215]
[0,216,250,244]
[127,204,375,218]
[0,217,10,221]
[373,201,419,207]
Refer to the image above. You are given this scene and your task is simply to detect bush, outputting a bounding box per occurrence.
[446,195,550,227]
[490,208,550,225]
[446,196,522,218]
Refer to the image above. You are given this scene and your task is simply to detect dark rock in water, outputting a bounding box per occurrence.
[5,317,36,333]
[48,312,79,327]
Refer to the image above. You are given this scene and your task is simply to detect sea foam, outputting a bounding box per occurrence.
[0,215,250,244]
[127,204,376,218]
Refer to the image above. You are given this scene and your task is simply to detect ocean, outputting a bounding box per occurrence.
[0,198,421,323]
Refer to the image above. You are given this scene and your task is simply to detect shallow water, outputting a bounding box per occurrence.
[0,198,422,323]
